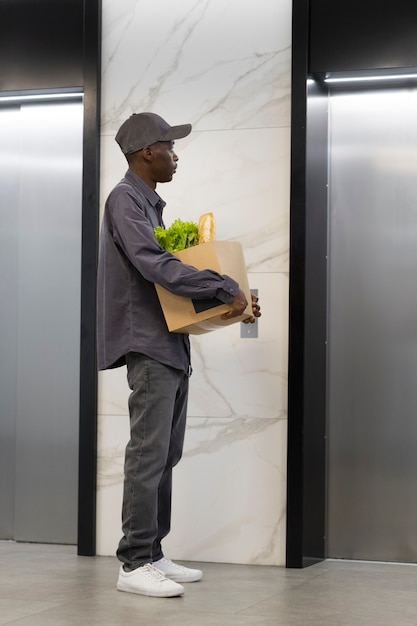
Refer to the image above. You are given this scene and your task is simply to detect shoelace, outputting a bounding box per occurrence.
[141,563,168,582]
[158,558,188,572]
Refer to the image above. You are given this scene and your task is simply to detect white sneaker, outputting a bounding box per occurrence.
[153,557,203,583]
[117,563,185,597]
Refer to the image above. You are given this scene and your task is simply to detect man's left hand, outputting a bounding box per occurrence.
[242,293,261,324]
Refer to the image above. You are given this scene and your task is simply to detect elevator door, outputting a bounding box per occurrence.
[327,87,417,562]
[0,98,83,544]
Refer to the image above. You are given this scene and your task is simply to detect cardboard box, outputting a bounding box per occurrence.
[155,240,252,334]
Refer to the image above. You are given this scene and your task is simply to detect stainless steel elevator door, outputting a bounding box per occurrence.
[0,99,83,543]
[327,88,417,562]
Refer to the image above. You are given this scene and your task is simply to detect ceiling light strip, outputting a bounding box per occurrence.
[325,74,417,84]
[0,91,83,104]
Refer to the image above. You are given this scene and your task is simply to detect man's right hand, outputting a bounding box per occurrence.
[220,288,248,320]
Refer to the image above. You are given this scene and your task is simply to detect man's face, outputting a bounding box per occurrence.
[149,140,179,184]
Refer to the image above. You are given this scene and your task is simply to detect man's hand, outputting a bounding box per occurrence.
[220,288,248,320]
[242,293,261,324]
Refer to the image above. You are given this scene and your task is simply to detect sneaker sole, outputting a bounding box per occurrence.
[163,573,203,583]
[117,582,184,597]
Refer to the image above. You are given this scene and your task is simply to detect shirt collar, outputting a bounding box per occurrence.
[125,168,166,212]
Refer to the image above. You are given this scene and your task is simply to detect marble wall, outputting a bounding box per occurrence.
[97,0,292,566]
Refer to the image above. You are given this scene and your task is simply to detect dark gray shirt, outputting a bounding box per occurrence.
[97,169,239,372]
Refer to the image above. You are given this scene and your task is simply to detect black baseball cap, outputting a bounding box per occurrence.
[115,112,192,155]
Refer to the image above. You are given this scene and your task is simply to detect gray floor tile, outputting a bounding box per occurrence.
[0,542,416,625]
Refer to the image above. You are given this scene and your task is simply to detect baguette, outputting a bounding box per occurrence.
[198,212,216,244]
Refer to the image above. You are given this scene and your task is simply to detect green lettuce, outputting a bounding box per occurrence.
[154,218,199,253]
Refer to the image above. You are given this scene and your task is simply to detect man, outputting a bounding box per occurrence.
[97,112,260,598]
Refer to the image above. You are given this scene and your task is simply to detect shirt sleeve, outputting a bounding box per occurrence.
[108,186,240,304]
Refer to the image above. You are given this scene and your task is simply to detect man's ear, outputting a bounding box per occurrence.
[142,145,154,162]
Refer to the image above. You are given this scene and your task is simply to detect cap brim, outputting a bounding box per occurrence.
[160,123,192,142]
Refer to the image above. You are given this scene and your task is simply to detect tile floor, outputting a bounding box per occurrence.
[0,541,416,625]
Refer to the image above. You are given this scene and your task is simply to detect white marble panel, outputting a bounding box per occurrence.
[96,413,128,557]
[98,367,129,418]
[165,415,287,566]
[188,272,288,419]
[96,412,287,566]
[101,0,292,134]
[100,127,290,273]
[97,0,292,567]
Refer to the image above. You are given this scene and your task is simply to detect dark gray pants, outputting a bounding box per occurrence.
[117,352,189,569]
